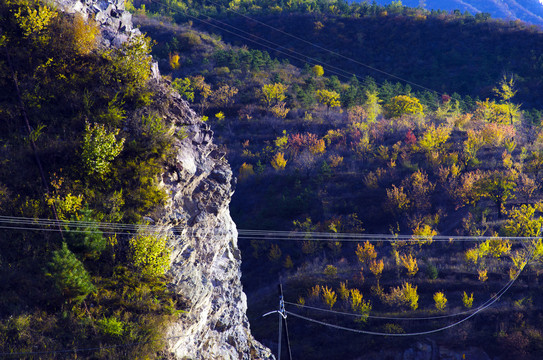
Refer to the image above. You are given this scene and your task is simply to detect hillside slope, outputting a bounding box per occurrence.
[0,0,271,358]
[132,6,543,358]
[372,0,543,26]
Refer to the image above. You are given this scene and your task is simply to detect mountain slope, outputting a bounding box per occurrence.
[371,0,543,25]
[0,0,271,358]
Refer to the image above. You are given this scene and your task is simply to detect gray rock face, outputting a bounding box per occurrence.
[54,0,139,48]
[155,89,273,359]
[53,0,274,358]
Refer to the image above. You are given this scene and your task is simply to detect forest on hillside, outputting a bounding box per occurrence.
[3,0,543,358]
[0,1,180,357]
[133,1,543,357]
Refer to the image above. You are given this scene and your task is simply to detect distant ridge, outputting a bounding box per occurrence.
[366,0,543,26]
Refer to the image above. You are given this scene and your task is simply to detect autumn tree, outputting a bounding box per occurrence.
[103,34,153,97]
[356,241,377,266]
[400,253,419,277]
[324,264,338,278]
[70,13,99,55]
[261,83,288,108]
[172,77,194,102]
[473,99,514,124]
[369,259,384,282]
[433,292,447,311]
[363,90,382,122]
[350,289,372,321]
[128,232,171,277]
[239,162,255,180]
[492,75,521,124]
[338,281,349,301]
[322,286,337,309]
[416,123,451,160]
[478,268,488,282]
[386,185,410,214]
[271,152,287,170]
[312,64,324,77]
[13,0,57,44]
[402,169,435,212]
[502,203,543,238]
[288,133,326,155]
[384,282,419,310]
[473,170,518,218]
[81,122,125,177]
[271,102,290,119]
[191,75,212,113]
[463,129,485,165]
[385,95,424,118]
[411,221,437,246]
[462,291,474,309]
[211,84,238,107]
[316,89,341,109]
[169,52,180,69]
[502,203,543,264]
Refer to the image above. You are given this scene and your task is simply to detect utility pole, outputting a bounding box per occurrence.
[279,283,292,360]
[263,282,293,360]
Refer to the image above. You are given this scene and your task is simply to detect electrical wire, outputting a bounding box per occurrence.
[0,216,542,243]
[238,229,541,242]
[147,0,376,86]
[147,0,440,97]
[285,250,534,337]
[283,274,513,321]
[201,0,444,95]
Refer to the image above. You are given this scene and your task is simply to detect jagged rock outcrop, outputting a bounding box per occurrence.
[156,88,273,359]
[54,1,273,358]
[55,0,137,47]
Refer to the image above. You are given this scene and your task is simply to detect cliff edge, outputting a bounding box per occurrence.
[55,1,273,358]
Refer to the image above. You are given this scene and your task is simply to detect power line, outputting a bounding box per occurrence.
[147,0,373,86]
[283,274,513,321]
[285,265,523,336]
[285,249,534,337]
[0,215,166,234]
[147,0,439,97]
[0,216,542,242]
[238,229,541,242]
[202,0,444,95]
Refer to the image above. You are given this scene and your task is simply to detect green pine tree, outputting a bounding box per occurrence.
[46,242,95,304]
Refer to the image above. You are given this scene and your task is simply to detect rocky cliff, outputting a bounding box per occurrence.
[157,88,272,359]
[55,1,273,358]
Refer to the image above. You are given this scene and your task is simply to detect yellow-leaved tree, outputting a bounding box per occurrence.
[400,253,419,277]
[71,13,100,55]
[433,291,447,311]
[316,89,341,109]
[462,291,474,309]
[312,65,324,77]
[81,123,125,177]
[238,163,255,180]
[129,233,171,277]
[322,286,337,309]
[356,241,377,267]
[261,83,288,108]
[271,152,287,170]
[385,95,424,118]
[14,0,57,43]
